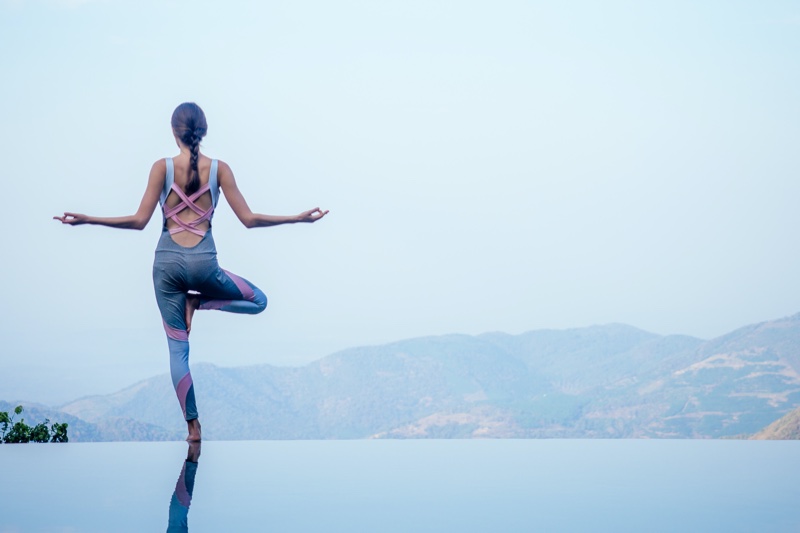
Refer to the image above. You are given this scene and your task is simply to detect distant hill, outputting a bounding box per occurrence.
[751,407,800,440]
[0,401,179,442]
[13,313,800,441]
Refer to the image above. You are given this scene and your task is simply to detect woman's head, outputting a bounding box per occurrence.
[171,102,207,143]
[171,102,207,194]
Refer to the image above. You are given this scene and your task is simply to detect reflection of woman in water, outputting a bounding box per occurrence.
[55,103,327,441]
[168,443,201,533]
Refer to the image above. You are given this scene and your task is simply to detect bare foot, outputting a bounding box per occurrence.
[186,418,202,442]
[185,294,200,335]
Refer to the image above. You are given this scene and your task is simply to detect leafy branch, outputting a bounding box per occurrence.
[0,406,69,443]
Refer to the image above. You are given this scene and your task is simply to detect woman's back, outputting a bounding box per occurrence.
[163,153,216,248]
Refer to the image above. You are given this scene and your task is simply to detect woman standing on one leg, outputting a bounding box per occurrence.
[55,102,328,441]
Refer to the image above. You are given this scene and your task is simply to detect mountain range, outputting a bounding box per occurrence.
[5,313,800,441]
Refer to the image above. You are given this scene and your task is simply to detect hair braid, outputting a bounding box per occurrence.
[170,103,208,195]
[187,131,201,194]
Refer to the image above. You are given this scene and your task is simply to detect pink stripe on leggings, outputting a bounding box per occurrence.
[223,269,255,300]
[163,321,188,342]
[176,373,193,417]
[199,300,232,310]
[175,465,191,508]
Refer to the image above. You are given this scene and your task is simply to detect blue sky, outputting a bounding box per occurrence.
[1,0,799,404]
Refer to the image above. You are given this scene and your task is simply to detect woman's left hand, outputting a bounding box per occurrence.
[296,208,329,223]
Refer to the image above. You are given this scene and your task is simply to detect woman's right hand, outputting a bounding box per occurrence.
[295,208,329,223]
[53,212,90,225]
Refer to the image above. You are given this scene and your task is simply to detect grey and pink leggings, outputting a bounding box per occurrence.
[153,229,267,421]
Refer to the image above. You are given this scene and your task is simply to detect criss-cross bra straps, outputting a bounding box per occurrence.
[161,158,220,236]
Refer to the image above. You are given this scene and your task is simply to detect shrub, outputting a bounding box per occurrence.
[0,406,69,443]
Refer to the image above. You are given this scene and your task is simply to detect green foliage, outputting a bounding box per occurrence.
[51,422,69,443]
[4,420,31,443]
[30,421,51,443]
[0,406,69,444]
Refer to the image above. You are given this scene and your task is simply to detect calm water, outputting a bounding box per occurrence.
[1,439,798,532]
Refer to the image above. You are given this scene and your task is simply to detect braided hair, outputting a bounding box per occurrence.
[171,102,208,195]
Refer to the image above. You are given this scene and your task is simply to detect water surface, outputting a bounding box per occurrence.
[1,439,797,532]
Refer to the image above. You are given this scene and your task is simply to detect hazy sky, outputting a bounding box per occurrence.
[2,0,799,404]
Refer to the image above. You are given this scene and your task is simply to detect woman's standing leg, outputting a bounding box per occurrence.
[153,246,266,440]
[153,252,201,441]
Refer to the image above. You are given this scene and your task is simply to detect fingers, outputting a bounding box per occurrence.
[308,208,328,222]
[53,212,82,224]
[299,207,329,222]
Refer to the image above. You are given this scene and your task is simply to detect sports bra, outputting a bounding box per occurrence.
[160,158,220,236]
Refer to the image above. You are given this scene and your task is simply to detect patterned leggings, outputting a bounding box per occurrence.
[153,230,267,420]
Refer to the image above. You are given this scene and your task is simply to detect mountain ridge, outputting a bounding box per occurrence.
[7,314,800,441]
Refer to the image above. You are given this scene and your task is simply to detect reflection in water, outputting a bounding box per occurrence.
[167,442,201,533]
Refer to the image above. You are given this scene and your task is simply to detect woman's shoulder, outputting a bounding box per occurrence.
[214,159,234,179]
[148,158,168,178]
[212,157,231,170]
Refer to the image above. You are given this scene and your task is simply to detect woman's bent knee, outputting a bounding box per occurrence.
[254,290,268,313]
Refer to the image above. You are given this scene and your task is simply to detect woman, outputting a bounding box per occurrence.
[54,102,327,441]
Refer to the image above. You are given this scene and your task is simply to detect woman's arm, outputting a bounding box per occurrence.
[54,160,166,230]
[218,161,328,228]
